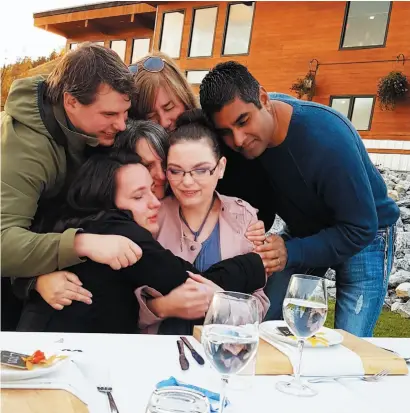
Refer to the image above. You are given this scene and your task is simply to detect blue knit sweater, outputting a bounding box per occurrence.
[259,93,400,269]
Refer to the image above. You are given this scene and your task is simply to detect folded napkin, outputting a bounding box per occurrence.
[157,376,229,413]
[260,322,365,377]
[1,358,107,413]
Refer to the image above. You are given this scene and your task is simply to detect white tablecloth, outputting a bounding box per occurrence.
[1,332,409,413]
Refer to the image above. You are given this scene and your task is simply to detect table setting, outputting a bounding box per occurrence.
[1,274,409,413]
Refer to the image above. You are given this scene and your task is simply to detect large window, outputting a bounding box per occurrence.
[93,41,105,46]
[69,43,78,50]
[186,70,209,85]
[340,2,392,49]
[222,2,255,55]
[131,38,150,63]
[330,96,375,131]
[110,40,126,61]
[160,11,185,59]
[189,7,218,57]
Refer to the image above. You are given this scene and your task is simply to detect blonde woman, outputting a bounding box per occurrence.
[129,51,198,132]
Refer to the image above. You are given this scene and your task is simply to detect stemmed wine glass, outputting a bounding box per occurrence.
[202,291,260,413]
[276,274,328,397]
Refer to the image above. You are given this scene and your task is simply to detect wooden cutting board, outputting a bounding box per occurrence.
[0,389,88,413]
[193,326,409,375]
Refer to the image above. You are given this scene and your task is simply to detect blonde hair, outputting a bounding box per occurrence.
[130,51,198,119]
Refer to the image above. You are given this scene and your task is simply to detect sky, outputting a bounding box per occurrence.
[0,0,100,65]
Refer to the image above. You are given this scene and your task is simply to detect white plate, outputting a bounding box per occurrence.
[1,354,70,382]
[260,320,344,348]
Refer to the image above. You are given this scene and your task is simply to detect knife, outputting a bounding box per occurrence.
[180,336,205,365]
[177,340,189,371]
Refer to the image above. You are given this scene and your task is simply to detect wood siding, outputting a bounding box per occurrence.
[153,1,410,140]
[32,1,410,147]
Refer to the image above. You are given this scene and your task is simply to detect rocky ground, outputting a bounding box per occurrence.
[269,166,410,318]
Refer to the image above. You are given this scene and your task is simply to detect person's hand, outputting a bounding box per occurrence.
[245,220,266,246]
[160,281,211,320]
[254,234,287,274]
[74,233,142,270]
[186,271,223,297]
[35,271,93,310]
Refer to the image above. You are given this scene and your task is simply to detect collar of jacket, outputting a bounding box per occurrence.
[53,102,99,152]
[157,191,257,261]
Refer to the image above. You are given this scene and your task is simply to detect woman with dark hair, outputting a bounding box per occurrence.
[18,151,268,334]
[114,119,169,200]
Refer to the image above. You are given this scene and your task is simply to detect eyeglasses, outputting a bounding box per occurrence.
[128,56,165,75]
[166,163,220,183]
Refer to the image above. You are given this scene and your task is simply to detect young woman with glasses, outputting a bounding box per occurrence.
[135,109,272,334]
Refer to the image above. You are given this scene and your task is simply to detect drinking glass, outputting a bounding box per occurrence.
[145,387,210,413]
[276,274,328,397]
[201,291,260,413]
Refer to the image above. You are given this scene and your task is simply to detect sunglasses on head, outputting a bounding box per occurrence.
[128,56,165,75]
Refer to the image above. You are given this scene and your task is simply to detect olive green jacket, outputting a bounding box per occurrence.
[1,76,99,278]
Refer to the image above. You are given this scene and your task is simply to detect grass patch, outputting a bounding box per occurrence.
[325,300,410,337]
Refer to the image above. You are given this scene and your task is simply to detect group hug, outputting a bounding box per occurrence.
[1,43,399,337]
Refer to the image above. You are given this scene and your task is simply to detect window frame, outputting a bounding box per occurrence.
[109,39,127,61]
[339,1,393,50]
[185,69,210,85]
[329,95,376,131]
[221,1,256,57]
[188,5,219,59]
[159,9,186,60]
[130,37,151,63]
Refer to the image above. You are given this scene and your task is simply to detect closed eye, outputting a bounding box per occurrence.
[238,117,249,127]
[192,168,209,175]
[167,169,184,175]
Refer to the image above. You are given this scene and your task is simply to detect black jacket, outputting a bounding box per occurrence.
[18,211,266,334]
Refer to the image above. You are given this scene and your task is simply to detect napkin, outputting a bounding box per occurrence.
[260,322,365,377]
[1,358,107,413]
[157,376,229,413]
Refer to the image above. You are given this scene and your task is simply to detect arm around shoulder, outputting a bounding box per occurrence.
[1,120,83,277]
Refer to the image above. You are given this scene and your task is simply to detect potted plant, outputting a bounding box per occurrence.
[377,71,408,110]
[290,72,315,101]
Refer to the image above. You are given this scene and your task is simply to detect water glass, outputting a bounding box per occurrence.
[145,387,210,413]
[202,291,260,413]
[276,274,328,397]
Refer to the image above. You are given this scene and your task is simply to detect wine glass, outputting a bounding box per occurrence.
[276,274,328,397]
[202,291,260,413]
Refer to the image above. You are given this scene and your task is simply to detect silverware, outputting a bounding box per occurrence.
[177,339,189,371]
[307,369,389,383]
[180,336,205,365]
[97,386,120,413]
[380,347,410,362]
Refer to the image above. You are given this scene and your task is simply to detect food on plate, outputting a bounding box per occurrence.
[288,332,329,347]
[21,350,67,370]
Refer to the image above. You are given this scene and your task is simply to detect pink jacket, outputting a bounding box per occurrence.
[136,192,270,333]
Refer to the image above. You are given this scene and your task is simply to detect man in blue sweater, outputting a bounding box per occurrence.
[199,62,399,337]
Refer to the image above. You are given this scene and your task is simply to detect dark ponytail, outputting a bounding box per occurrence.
[168,108,221,159]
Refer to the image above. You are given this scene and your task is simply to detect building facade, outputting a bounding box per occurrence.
[34,1,410,169]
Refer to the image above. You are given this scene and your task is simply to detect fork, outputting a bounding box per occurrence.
[97,386,120,413]
[307,369,389,383]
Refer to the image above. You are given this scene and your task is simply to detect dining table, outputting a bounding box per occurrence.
[1,331,409,413]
